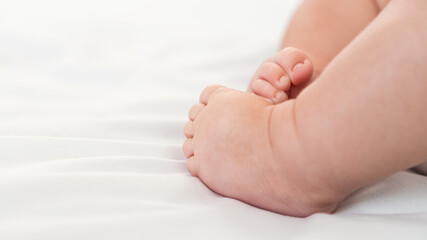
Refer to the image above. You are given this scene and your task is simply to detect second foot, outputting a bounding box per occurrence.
[248,47,313,103]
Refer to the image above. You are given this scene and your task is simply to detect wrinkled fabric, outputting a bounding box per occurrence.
[0,0,426,239]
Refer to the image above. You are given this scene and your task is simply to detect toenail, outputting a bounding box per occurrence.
[293,62,304,72]
[279,75,290,89]
[273,91,287,103]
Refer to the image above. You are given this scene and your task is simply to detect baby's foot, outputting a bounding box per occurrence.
[183,85,339,217]
[248,47,313,103]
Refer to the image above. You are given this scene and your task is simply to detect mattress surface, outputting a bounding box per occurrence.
[1,0,426,239]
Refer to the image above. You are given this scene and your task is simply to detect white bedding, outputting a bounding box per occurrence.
[1,0,426,239]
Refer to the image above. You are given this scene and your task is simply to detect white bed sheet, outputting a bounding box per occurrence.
[0,0,426,239]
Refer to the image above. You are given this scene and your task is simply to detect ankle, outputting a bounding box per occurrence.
[267,101,343,216]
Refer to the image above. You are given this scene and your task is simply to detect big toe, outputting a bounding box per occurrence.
[199,85,225,105]
[273,47,313,86]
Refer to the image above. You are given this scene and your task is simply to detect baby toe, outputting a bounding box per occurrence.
[252,79,288,104]
[182,138,194,158]
[188,104,205,121]
[273,47,313,86]
[183,121,194,138]
[291,59,313,86]
[272,91,288,104]
[253,62,291,91]
[186,156,199,177]
[199,85,225,105]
